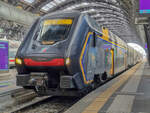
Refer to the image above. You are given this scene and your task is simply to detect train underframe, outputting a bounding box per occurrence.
[17,71,86,96]
[16,70,108,96]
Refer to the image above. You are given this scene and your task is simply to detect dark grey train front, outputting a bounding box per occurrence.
[16,11,142,96]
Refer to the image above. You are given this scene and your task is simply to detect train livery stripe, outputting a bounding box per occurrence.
[80,32,93,84]
[110,49,114,75]
[97,35,125,49]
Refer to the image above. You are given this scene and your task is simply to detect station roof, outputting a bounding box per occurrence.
[0,0,145,46]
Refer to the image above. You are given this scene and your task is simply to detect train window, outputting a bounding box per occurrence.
[36,19,73,45]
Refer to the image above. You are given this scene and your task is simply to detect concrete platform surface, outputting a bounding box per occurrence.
[64,62,149,113]
[0,69,19,94]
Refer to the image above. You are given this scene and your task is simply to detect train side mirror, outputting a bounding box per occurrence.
[93,32,96,47]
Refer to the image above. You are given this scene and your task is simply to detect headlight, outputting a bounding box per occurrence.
[15,58,22,65]
[65,58,70,65]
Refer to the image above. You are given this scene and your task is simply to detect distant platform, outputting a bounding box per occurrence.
[64,61,150,113]
[0,69,20,94]
[0,70,9,74]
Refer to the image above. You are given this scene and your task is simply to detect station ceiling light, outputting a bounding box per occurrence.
[54,0,62,4]
[82,8,96,13]
[91,14,101,18]
[64,2,89,11]
[96,17,105,21]
[41,0,66,12]
[41,1,56,11]
[22,0,35,4]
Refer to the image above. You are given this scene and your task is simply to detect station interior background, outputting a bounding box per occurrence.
[0,0,150,113]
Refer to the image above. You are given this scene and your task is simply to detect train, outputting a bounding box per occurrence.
[15,11,142,96]
[9,48,18,68]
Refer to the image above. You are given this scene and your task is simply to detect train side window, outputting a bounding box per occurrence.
[93,32,96,47]
[33,23,42,40]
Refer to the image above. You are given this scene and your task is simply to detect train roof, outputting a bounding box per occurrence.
[39,11,127,48]
[41,10,83,20]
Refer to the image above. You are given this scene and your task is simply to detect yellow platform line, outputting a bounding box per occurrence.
[82,62,142,113]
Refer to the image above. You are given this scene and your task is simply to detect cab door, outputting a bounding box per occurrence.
[86,32,96,81]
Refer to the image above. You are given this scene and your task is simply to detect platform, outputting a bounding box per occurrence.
[0,69,20,94]
[64,61,149,113]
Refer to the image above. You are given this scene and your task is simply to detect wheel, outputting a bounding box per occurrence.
[99,72,107,82]
[93,74,102,88]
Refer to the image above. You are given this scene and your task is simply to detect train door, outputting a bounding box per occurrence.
[124,48,127,69]
[103,44,113,77]
[127,47,130,67]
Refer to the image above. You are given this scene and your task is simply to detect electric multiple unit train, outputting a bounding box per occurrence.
[16,11,141,96]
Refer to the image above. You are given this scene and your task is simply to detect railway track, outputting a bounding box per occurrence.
[0,76,123,113]
[11,96,51,113]
[0,88,39,113]
[11,88,37,105]
[13,96,80,113]
[0,87,79,113]
[0,88,80,113]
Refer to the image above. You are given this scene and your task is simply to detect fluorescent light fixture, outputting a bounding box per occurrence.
[83,8,96,13]
[65,6,75,10]
[65,7,72,10]
[54,0,66,4]
[42,0,67,11]
[23,0,35,4]
[111,0,117,3]
[81,2,89,5]
[90,9,95,12]
[41,1,56,11]
[54,0,62,4]
[97,18,105,21]
[92,14,100,17]
[64,2,89,11]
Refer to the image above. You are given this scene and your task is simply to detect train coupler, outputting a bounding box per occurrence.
[16,73,48,88]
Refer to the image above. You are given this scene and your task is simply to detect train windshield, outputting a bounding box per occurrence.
[36,19,73,45]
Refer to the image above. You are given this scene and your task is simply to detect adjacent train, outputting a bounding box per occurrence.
[9,48,17,68]
[16,11,142,96]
